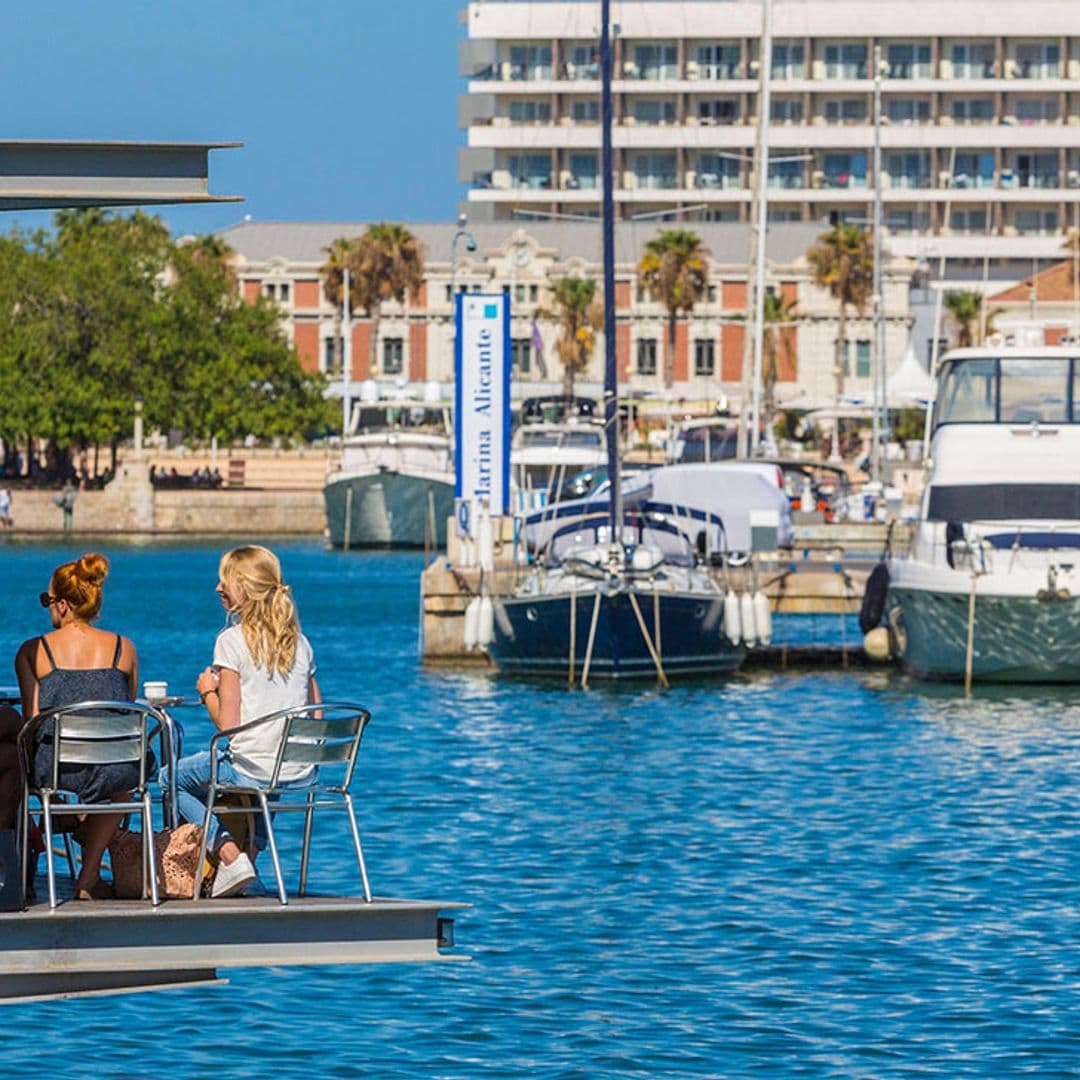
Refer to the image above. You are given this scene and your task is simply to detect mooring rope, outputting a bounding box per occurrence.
[628,589,670,688]
[964,574,977,697]
[568,585,577,687]
[581,592,602,690]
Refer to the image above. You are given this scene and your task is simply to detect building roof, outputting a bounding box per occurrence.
[989,259,1079,303]
[217,219,831,270]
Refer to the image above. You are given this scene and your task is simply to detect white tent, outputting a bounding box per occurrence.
[886,336,935,406]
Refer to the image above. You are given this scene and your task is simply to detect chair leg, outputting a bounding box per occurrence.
[257,791,288,906]
[343,792,371,902]
[299,794,314,898]
[19,793,30,907]
[62,831,76,882]
[41,794,57,909]
[194,801,214,900]
[143,793,160,906]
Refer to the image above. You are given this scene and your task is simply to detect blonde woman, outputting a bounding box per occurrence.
[168,545,320,898]
[14,553,141,899]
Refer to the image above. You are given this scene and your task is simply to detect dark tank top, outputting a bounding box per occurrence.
[37,633,132,711]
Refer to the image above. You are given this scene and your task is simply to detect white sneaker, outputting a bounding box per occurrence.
[211,853,257,899]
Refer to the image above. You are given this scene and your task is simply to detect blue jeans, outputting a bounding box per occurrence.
[164,748,314,853]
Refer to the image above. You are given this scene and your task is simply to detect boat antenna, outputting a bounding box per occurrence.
[600,0,622,545]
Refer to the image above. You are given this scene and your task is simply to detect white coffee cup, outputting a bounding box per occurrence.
[143,680,168,702]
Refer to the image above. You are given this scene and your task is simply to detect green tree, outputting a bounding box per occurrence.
[320,236,353,377]
[943,289,1002,347]
[538,276,603,401]
[348,223,425,377]
[762,289,799,442]
[807,224,873,460]
[637,229,709,388]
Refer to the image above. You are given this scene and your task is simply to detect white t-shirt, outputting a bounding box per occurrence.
[213,624,316,781]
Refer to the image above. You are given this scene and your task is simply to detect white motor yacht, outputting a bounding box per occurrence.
[324,399,454,549]
[888,346,1080,681]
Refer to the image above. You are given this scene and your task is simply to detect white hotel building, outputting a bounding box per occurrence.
[459,0,1080,268]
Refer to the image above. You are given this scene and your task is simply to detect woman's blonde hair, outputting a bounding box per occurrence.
[219,545,300,676]
[51,552,110,622]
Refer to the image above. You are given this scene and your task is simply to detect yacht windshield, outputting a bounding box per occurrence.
[935,356,1077,427]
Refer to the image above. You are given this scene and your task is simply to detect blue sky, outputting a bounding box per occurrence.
[1,0,466,237]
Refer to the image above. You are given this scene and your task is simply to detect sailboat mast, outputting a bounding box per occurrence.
[600,0,621,539]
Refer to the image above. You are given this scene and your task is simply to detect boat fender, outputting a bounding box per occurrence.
[858,562,890,634]
[477,595,495,647]
[740,590,757,647]
[463,596,480,651]
[723,589,742,644]
[863,626,892,662]
[752,591,772,646]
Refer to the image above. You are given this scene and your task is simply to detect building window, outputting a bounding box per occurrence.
[564,43,599,80]
[568,152,598,189]
[507,153,551,189]
[279,282,290,303]
[637,338,658,375]
[703,208,739,223]
[633,152,678,190]
[324,337,343,374]
[1012,152,1058,188]
[694,339,716,376]
[952,152,995,189]
[886,43,932,79]
[771,42,805,79]
[514,283,526,303]
[570,100,600,123]
[530,284,539,303]
[1014,208,1059,235]
[696,152,740,189]
[509,99,552,124]
[822,152,867,188]
[768,208,803,223]
[1015,42,1059,79]
[633,98,677,125]
[445,284,453,302]
[823,43,867,79]
[508,44,552,81]
[824,98,868,124]
[698,99,739,126]
[950,208,989,233]
[770,97,803,124]
[951,98,994,125]
[887,152,931,189]
[1015,97,1059,125]
[382,337,404,375]
[887,98,930,125]
[950,42,995,79]
[886,208,930,232]
[696,43,741,79]
[631,44,678,80]
[511,338,532,374]
[768,154,805,190]
[855,340,871,378]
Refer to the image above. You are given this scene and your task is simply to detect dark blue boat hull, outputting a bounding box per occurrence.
[489,589,744,679]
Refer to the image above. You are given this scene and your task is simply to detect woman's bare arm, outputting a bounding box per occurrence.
[14,639,39,724]
[197,665,241,732]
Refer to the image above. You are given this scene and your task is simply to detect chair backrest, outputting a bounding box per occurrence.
[267,703,370,790]
[42,700,162,794]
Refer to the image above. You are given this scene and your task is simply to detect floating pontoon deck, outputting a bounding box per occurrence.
[0,884,466,1003]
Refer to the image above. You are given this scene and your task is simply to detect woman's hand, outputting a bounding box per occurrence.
[196,666,220,700]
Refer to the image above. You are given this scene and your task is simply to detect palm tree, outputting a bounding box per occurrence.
[807,224,873,461]
[761,289,799,442]
[943,290,983,347]
[352,223,425,378]
[637,229,709,388]
[320,236,353,375]
[538,276,603,402]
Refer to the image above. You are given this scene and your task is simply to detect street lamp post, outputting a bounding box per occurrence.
[341,265,352,438]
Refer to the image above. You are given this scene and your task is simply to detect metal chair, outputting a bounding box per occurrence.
[18,700,167,908]
[193,703,371,905]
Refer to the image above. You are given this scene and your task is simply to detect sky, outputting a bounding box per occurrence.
[0,0,468,237]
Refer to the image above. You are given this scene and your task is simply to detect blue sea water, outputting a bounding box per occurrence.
[2,541,1080,1078]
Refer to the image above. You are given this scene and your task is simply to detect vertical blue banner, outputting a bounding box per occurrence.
[454,293,511,534]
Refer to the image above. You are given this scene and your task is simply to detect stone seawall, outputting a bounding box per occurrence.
[5,487,326,536]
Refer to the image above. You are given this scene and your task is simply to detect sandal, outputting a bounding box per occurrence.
[74,880,114,901]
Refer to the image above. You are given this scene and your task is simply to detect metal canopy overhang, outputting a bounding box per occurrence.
[0,139,242,210]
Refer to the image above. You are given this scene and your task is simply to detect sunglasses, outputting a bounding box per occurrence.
[39,593,57,608]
